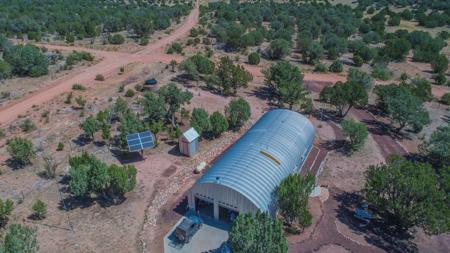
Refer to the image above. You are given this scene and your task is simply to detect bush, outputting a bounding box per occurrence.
[267,39,290,60]
[371,64,392,80]
[1,223,37,253]
[209,111,228,137]
[134,84,142,91]
[341,119,369,151]
[0,59,12,80]
[353,55,364,67]
[313,62,327,72]
[190,108,210,136]
[225,97,251,131]
[72,83,86,91]
[433,73,447,86]
[0,198,14,227]
[69,152,137,198]
[229,212,288,253]
[57,142,64,151]
[66,51,94,66]
[108,34,125,45]
[6,137,35,167]
[431,54,449,74]
[166,42,183,54]
[3,44,48,77]
[95,74,104,81]
[139,37,149,46]
[124,89,135,97]
[276,173,315,229]
[247,52,260,65]
[329,60,343,73]
[31,199,47,220]
[348,68,373,90]
[440,93,450,105]
[20,119,36,133]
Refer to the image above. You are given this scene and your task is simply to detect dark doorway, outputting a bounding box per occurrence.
[195,197,214,217]
[219,205,239,223]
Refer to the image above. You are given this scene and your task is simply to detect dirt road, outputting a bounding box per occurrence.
[0,1,199,126]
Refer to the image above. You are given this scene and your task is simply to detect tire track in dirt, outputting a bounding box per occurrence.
[350,109,407,158]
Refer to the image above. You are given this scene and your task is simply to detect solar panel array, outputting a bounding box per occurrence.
[127,131,154,152]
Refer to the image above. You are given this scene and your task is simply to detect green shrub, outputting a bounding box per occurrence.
[166,42,183,54]
[1,223,37,253]
[313,62,327,72]
[329,60,343,73]
[31,199,47,220]
[108,34,125,45]
[56,142,64,151]
[0,198,14,227]
[72,83,86,91]
[134,84,142,91]
[248,52,260,65]
[139,37,149,46]
[225,97,251,131]
[341,119,369,151]
[433,72,447,86]
[6,137,35,167]
[118,84,125,93]
[66,51,94,66]
[440,93,450,105]
[353,55,364,67]
[20,119,36,133]
[125,89,135,97]
[372,64,392,80]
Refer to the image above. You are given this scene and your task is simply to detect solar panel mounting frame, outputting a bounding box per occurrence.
[126,131,154,152]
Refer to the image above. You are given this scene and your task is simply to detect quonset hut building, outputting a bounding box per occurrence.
[187,109,315,222]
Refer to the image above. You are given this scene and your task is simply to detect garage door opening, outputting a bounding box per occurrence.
[195,197,214,218]
[219,205,239,223]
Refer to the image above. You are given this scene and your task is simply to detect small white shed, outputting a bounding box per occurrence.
[179,127,200,157]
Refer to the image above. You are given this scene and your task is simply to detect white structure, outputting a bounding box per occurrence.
[187,109,316,222]
[179,127,200,157]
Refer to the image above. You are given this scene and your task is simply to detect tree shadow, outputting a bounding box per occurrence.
[72,135,89,147]
[5,159,28,170]
[312,108,343,124]
[359,118,409,140]
[334,191,418,253]
[246,86,272,101]
[110,148,144,164]
[319,140,349,155]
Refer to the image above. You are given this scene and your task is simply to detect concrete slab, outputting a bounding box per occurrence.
[164,216,230,253]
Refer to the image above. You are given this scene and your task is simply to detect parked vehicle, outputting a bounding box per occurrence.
[174,215,202,244]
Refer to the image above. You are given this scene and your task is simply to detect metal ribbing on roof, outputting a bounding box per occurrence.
[196,109,315,212]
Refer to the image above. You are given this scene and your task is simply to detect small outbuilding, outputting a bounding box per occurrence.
[187,109,315,222]
[179,127,200,157]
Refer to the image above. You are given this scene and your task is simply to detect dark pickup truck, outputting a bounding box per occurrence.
[174,215,203,244]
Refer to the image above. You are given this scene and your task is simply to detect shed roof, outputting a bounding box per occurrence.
[182,127,200,142]
[196,109,315,213]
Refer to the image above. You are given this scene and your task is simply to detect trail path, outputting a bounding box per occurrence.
[0,1,199,125]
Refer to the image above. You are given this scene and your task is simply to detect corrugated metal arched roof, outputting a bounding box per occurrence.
[196,109,315,213]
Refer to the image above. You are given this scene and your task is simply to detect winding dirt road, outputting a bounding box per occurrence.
[0,2,198,126]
